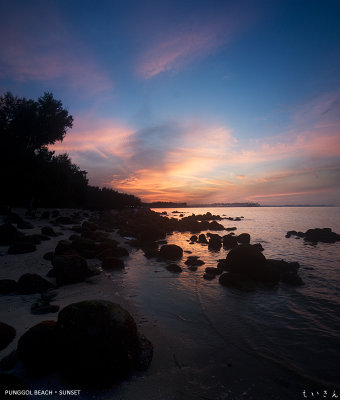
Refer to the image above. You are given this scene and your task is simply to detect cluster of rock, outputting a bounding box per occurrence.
[1,300,153,387]
[218,236,303,289]
[286,228,340,244]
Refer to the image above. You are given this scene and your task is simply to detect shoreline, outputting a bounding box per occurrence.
[0,207,333,400]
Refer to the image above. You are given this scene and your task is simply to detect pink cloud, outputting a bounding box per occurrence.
[137,14,244,79]
[0,7,112,94]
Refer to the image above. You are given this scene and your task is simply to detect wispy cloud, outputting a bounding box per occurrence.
[0,3,112,94]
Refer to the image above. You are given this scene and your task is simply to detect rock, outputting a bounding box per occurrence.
[56,300,153,385]
[0,279,17,294]
[17,274,54,294]
[226,227,237,231]
[41,226,57,237]
[188,265,198,271]
[0,322,16,351]
[225,244,280,284]
[0,350,19,371]
[52,255,90,286]
[203,273,215,280]
[0,223,23,245]
[208,234,222,250]
[190,235,198,242]
[159,244,183,260]
[219,272,255,290]
[166,264,182,273]
[253,243,264,252]
[52,210,60,218]
[143,249,160,259]
[43,251,54,261]
[185,257,205,266]
[8,241,36,254]
[54,240,76,256]
[237,233,251,244]
[205,267,222,275]
[222,234,238,249]
[280,271,304,286]
[102,257,125,270]
[304,228,340,243]
[56,216,74,225]
[31,300,60,315]
[198,234,208,244]
[40,211,50,219]
[17,220,34,229]
[17,321,58,375]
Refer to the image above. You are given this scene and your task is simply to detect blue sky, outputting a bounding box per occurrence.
[1,0,339,204]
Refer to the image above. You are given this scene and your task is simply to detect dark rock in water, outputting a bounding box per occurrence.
[266,259,300,274]
[205,267,222,275]
[219,272,256,290]
[54,240,76,256]
[17,321,58,375]
[0,279,17,294]
[253,243,264,252]
[237,233,251,244]
[198,234,208,244]
[52,255,91,286]
[188,265,198,271]
[159,244,183,260]
[217,259,229,271]
[43,251,54,261]
[208,233,222,250]
[31,300,60,315]
[166,264,182,273]
[41,226,57,237]
[280,271,304,286]
[0,223,23,245]
[56,216,74,225]
[17,273,54,294]
[222,234,238,249]
[143,249,159,259]
[226,244,279,284]
[56,300,153,385]
[226,227,237,231]
[190,235,198,242]
[0,373,28,394]
[40,211,50,219]
[17,220,34,229]
[8,241,36,254]
[0,322,16,351]
[203,273,215,280]
[185,257,205,266]
[304,228,340,243]
[102,257,125,270]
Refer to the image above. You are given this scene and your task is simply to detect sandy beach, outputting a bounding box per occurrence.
[0,208,314,400]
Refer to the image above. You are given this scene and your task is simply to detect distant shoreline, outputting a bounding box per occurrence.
[147,204,337,208]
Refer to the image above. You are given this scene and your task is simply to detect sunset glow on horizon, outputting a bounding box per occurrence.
[1,0,339,205]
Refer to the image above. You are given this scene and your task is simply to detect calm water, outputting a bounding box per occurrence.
[124,207,340,389]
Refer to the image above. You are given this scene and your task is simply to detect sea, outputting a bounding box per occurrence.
[123,207,340,392]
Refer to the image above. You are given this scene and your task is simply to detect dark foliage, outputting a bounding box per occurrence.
[0,92,141,209]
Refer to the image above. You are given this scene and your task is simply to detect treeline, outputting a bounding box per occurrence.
[0,92,141,209]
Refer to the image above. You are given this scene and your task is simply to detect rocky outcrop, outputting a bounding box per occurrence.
[17,274,54,294]
[286,228,340,243]
[159,244,183,260]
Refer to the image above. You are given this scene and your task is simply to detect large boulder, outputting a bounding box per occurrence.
[159,244,183,260]
[166,264,182,273]
[222,234,238,249]
[17,321,58,375]
[17,274,54,294]
[225,244,279,284]
[0,223,23,245]
[237,233,251,244]
[56,300,153,385]
[208,234,222,250]
[52,255,90,286]
[0,322,16,351]
[304,228,340,243]
[102,257,125,270]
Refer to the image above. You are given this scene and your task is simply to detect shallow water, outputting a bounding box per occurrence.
[124,207,340,389]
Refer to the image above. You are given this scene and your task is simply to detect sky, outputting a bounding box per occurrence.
[1,0,340,205]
